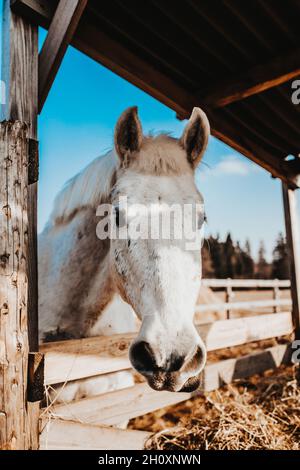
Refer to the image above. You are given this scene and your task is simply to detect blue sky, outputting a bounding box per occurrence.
[1,6,299,261]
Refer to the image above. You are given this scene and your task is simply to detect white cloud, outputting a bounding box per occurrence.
[213,156,251,175]
[198,155,260,179]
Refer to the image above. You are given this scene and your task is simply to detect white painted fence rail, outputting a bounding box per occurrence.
[202,279,290,288]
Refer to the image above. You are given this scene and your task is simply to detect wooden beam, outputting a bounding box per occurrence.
[206,109,300,189]
[1,0,40,450]
[41,312,293,385]
[200,48,300,108]
[3,2,38,351]
[42,343,292,426]
[40,419,151,450]
[41,333,133,385]
[282,184,300,337]
[0,122,30,450]
[10,0,300,188]
[38,0,87,112]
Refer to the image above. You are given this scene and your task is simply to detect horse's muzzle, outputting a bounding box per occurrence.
[129,341,206,392]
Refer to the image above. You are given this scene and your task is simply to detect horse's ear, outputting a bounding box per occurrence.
[180,107,210,169]
[114,106,143,161]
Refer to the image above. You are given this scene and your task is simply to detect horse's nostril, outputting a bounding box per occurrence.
[180,344,206,376]
[129,341,157,374]
[168,353,185,372]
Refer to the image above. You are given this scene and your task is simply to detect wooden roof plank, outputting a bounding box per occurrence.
[38,0,88,113]
[201,48,300,108]
[11,0,300,187]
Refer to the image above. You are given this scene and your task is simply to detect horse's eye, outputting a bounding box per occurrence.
[114,207,126,228]
[115,207,120,227]
[198,213,206,229]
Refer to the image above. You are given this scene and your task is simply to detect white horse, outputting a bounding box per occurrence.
[39,106,210,402]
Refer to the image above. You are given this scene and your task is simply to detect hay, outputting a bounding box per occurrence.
[130,365,300,450]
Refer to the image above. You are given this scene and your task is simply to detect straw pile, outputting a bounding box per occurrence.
[130,362,300,450]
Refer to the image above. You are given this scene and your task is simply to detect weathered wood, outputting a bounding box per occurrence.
[41,333,132,385]
[43,343,292,426]
[1,0,39,449]
[27,352,45,402]
[10,0,300,189]
[2,0,38,351]
[38,0,87,112]
[1,3,38,131]
[282,183,300,337]
[40,419,151,450]
[41,312,293,385]
[0,121,30,450]
[200,47,300,108]
[43,382,191,427]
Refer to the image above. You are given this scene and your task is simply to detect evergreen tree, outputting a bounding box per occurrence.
[201,241,215,278]
[235,241,243,278]
[271,233,290,279]
[209,235,226,278]
[256,241,270,279]
[241,239,254,278]
[244,239,252,257]
[224,233,235,278]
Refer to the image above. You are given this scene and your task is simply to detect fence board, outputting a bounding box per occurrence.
[42,343,292,426]
[41,312,293,385]
[196,298,291,313]
[40,418,151,450]
[201,279,290,288]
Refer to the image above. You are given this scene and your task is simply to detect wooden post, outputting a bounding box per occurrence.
[282,183,300,338]
[273,278,280,313]
[225,278,234,319]
[1,0,39,449]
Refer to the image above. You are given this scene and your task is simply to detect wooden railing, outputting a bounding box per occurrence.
[201,278,291,318]
[201,278,290,288]
[39,279,294,450]
[40,311,293,386]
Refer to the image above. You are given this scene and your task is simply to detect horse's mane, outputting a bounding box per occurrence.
[49,150,118,226]
[48,134,191,227]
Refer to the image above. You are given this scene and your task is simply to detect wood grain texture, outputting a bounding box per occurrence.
[0,121,29,449]
[282,183,300,337]
[38,0,87,112]
[41,312,293,385]
[2,0,38,351]
[40,418,151,450]
[1,0,39,449]
[42,343,292,426]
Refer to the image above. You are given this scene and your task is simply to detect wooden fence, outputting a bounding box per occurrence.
[201,278,291,318]
[39,279,295,450]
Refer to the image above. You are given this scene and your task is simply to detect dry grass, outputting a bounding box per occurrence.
[130,364,300,450]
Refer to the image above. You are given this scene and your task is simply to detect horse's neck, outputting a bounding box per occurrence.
[39,208,116,340]
[88,293,140,336]
[38,149,140,342]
